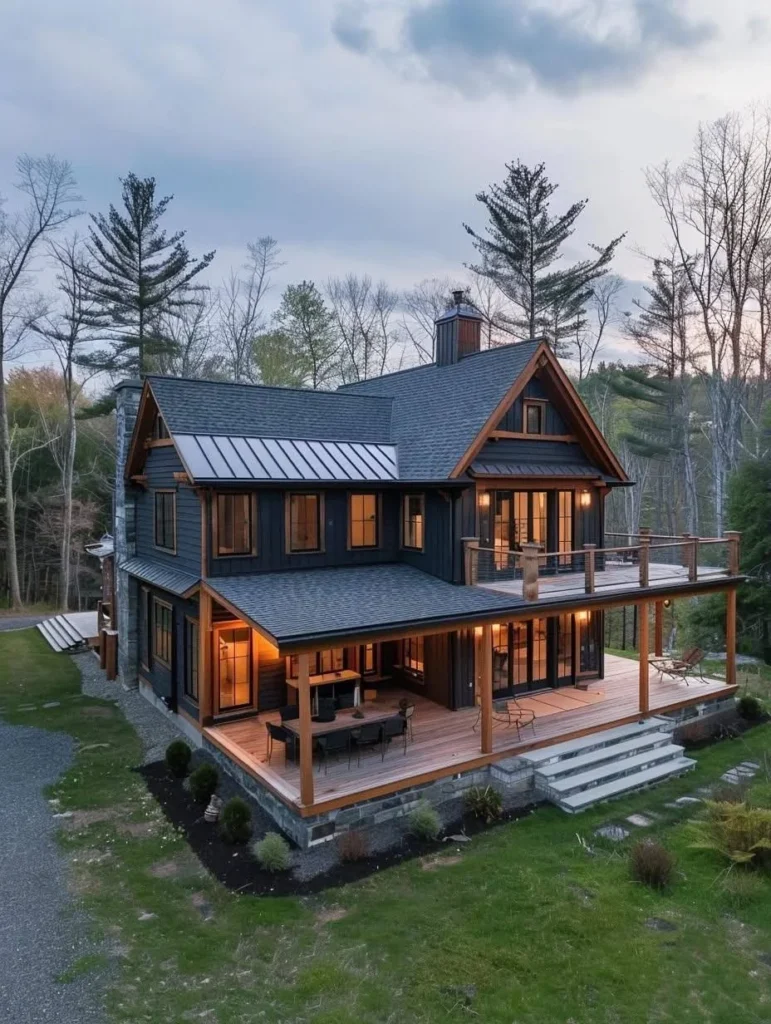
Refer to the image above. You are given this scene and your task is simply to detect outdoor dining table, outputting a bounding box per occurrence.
[282,704,400,738]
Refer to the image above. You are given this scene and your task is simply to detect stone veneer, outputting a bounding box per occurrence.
[114,380,143,690]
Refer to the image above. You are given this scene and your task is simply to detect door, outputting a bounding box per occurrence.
[555,613,574,685]
[215,625,252,712]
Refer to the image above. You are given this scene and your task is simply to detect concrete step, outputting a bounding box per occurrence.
[53,615,83,646]
[536,732,673,781]
[518,718,666,767]
[557,757,696,813]
[544,744,686,797]
[37,620,68,652]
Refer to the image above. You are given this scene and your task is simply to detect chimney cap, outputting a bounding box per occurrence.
[452,289,465,305]
[435,297,484,325]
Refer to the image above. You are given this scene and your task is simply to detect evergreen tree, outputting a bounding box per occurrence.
[83,173,215,376]
[272,281,339,388]
[252,330,309,388]
[465,161,624,354]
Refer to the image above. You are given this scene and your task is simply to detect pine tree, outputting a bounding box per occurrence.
[83,173,215,376]
[465,161,624,354]
[272,281,339,388]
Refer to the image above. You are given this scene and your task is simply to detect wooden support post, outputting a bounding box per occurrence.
[638,601,649,715]
[682,532,697,581]
[199,588,213,723]
[99,628,107,669]
[480,624,493,755]
[104,629,118,681]
[584,543,596,594]
[654,600,664,657]
[520,542,540,601]
[726,588,737,689]
[462,537,479,586]
[725,530,741,575]
[298,652,314,807]
[638,527,650,588]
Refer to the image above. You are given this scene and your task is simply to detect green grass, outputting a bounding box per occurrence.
[4,629,771,1023]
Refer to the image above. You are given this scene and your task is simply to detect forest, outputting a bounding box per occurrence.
[0,107,768,660]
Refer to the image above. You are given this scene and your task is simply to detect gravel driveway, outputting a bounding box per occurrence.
[0,721,104,1023]
[0,614,45,632]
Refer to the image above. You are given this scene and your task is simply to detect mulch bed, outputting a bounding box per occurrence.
[138,761,538,897]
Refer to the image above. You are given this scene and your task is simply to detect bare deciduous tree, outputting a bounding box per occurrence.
[219,237,283,382]
[572,274,623,380]
[401,277,459,364]
[155,296,223,379]
[326,274,402,382]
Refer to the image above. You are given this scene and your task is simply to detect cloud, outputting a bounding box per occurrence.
[334,0,717,95]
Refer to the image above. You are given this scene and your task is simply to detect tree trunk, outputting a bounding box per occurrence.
[60,390,77,612]
[0,356,22,609]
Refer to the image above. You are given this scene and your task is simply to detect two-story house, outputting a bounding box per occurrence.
[114,296,741,846]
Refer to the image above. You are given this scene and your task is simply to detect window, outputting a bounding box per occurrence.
[287,493,322,552]
[492,623,509,693]
[216,493,254,556]
[218,627,251,710]
[151,413,170,439]
[152,598,172,668]
[524,402,544,434]
[403,636,424,678]
[154,491,176,552]
[349,493,379,548]
[531,491,547,547]
[288,649,345,678]
[558,490,573,566]
[557,613,573,680]
[361,643,376,675]
[402,494,425,550]
[140,587,150,670]
[532,617,547,683]
[185,619,199,701]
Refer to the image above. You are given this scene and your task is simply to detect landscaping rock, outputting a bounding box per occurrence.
[42,701,61,709]
[138,911,157,922]
[674,796,702,806]
[645,918,678,932]
[626,814,654,828]
[594,824,630,842]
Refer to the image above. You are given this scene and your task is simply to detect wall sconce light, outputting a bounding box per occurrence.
[576,610,591,624]
[478,492,491,508]
[579,490,592,508]
[474,626,484,636]
[663,599,671,609]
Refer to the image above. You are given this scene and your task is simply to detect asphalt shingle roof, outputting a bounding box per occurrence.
[206,563,525,647]
[339,340,541,479]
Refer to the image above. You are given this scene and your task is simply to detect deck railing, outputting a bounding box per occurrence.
[464,529,741,601]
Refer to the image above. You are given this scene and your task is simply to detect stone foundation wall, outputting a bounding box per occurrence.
[665,696,740,745]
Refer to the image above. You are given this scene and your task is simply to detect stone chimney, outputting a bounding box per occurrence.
[435,290,483,366]
[113,379,143,688]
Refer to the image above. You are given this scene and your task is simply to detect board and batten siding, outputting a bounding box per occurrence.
[496,377,568,434]
[138,585,198,715]
[135,446,201,574]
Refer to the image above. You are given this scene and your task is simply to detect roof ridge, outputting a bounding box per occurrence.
[148,374,394,403]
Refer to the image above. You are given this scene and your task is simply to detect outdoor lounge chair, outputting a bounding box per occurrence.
[473,697,536,740]
[649,647,705,684]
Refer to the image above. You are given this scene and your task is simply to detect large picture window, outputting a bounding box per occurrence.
[185,618,199,701]
[216,493,254,556]
[154,491,176,552]
[287,493,322,552]
[217,627,251,709]
[349,493,379,548]
[402,494,425,550]
[152,598,172,668]
[403,636,424,678]
[288,649,345,678]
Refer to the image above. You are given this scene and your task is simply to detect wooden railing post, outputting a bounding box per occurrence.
[725,530,741,576]
[638,600,650,715]
[654,600,664,657]
[480,624,493,755]
[462,537,480,586]
[298,652,314,807]
[638,527,651,588]
[520,542,540,601]
[682,533,697,581]
[584,544,596,594]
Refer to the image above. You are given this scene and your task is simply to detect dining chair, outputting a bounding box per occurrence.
[350,722,382,765]
[265,721,297,763]
[381,716,407,759]
[315,729,352,773]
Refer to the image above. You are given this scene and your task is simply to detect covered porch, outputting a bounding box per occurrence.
[204,653,734,814]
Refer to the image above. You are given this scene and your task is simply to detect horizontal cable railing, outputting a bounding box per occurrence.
[464,530,740,601]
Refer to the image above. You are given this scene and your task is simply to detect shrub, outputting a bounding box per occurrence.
[688,800,771,869]
[339,830,369,863]
[630,839,675,890]
[189,763,219,805]
[253,832,291,872]
[737,694,765,722]
[718,870,766,912]
[219,797,252,844]
[407,801,441,841]
[464,785,503,824]
[165,740,192,778]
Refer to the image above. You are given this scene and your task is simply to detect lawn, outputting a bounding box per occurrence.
[2,628,771,1023]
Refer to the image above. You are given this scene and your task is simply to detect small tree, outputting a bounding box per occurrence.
[272,281,339,388]
[83,172,215,376]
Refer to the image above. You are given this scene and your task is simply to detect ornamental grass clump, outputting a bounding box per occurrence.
[630,839,675,890]
[737,694,765,722]
[688,800,771,869]
[253,832,291,872]
[165,739,192,779]
[408,801,441,841]
[189,763,219,805]
[465,785,503,824]
[219,797,252,844]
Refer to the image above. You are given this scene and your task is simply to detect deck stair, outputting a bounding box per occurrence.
[37,612,98,653]
[517,718,695,813]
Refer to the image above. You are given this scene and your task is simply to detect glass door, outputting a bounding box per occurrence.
[216,626,252,711]
[556,613,574,685]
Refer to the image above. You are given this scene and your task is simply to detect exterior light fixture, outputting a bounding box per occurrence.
[576,610,591,624]
[663,599,672,609]
[579,490,592,508]
[478,492,491,508]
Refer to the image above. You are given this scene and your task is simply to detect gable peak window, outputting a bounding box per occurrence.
[349,493,379,548]
[151,412,170,440]
[216,493,254,556]
[524,401,544,435]
[402,493,425,551]
[154,490,176,552]
[287,492,323,553]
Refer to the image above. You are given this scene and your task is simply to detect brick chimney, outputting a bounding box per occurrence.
[435,290,483,366]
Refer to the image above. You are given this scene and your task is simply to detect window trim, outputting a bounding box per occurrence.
[213,491,257,558]
[402,635,425,681]
[151,597,173,669]
[153,489,177,554]
[184,617,199,703]
[523,400,545,435]
[285,492,325,554]
[401,493,425,552]
[348,492,381,550]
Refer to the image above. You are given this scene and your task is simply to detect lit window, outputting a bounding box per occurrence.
[402,494,425,550]
[350,493,379,548]
[154,491,176,552]
[152,598,172,667]
[217,493,254,555]
[288,493,322,552]
[404,636,424,678]
[218,627,251,709]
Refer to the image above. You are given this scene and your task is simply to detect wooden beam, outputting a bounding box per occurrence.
[298,653,314,806]
[725,530,741,575]
[520,542,540,601]
[489,430,577,442]
[480,624,493,754]
[638,600,649,715]
[654,600,664,658]
[725,588,737,688]
[199,588,213,723]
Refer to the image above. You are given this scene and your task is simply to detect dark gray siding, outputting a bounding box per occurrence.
[476,438,597,471]
[497,378,568,434]
[138,585,198,714]
[399,490,453,582]
[135,446,201,575]
[255,632,287,712]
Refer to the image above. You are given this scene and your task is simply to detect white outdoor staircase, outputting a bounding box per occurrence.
[518,718,696,813]
[37,612,98,653]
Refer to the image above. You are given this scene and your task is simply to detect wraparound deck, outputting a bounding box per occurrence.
[204,654,734,816]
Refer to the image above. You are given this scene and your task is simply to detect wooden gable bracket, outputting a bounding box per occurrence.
[130,474,148,488]
[173,470,192,486]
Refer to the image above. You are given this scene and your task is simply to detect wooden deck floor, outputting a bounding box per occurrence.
[205,654,732,814]
[477,561,727,600]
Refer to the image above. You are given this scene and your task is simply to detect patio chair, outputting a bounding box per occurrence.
[381,715,407,759]
[650,647,705,685]
[399,701,416,741]
[279,705,299,722]
[313,698,337,723]
[350,722,382,765]
[315,729,352,773]
[472,697,536,739]
[265,721,297,764]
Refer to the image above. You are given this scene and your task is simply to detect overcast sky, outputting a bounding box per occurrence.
[2,0,770,363]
